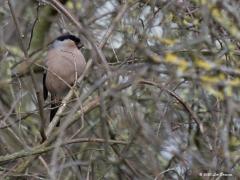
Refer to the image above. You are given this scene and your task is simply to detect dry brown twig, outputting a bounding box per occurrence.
[7,0,47,142]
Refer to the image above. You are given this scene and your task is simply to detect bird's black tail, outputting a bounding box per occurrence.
[50,101,60,127]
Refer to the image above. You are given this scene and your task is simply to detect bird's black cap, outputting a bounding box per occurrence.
[56,34,81,45]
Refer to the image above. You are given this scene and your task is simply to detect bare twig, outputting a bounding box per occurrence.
[99,2,128,49]
[138,79,204,134]
[8,0,46,142]
[0,138,127,163]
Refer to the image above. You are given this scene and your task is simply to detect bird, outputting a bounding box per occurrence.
[43,34,86,126]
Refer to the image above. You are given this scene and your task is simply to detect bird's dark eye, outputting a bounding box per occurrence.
[70,36,80,44]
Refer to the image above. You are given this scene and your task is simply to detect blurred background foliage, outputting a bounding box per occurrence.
[0,0,240,179]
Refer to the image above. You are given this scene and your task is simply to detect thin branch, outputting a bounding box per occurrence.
[27,4,41,51]
[99,2,128,49]
[0,138,127,163]
[8,0,46,141]
[138,79,204,134]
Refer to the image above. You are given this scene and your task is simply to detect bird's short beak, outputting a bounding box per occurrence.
[77,43,84,49]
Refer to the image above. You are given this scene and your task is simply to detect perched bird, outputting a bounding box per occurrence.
[43,34,86,126]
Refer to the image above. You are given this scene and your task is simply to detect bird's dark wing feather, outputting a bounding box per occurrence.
[43,72,48,100]
[50,97,60,127]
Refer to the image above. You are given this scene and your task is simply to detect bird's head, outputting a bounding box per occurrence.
[53,34,83,49]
